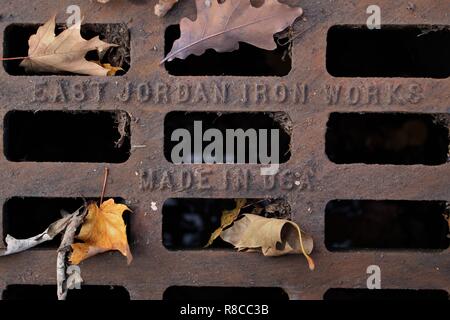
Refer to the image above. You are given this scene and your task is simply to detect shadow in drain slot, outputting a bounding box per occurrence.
[4,110,131,163]
[326,113,450,165]
[327,25,450,78]
[325,200,450,250]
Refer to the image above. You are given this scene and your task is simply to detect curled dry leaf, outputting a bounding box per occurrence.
[205,198,246,247]
[70,199,132,264]
[162,0,302,63]
[20,16,117,76]
[155,0,179,17]
[0,214,74,256]
[221,214,315,270]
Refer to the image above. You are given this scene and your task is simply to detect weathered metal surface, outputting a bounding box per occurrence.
[0,0,448,300]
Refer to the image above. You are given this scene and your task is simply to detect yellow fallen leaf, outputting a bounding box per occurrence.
[205,199,246,247]
[20,16,117,76]
[70,199,132,264]
[221,214,315,270]
[91,61,123,76]
[102,63,123,76]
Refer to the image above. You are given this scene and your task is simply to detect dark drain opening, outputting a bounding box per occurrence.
[162,198,290,250]
[326,25,450,78]
[3,197,130,248]
[164,25,292,76]
[324,288,449,301]
[4,110,131,163]
[325,200,450,251]
[2,285,130,300]
[325,113,449,165]
[164,112,291,164]
[163,286,289,301]
[3,23,130,75]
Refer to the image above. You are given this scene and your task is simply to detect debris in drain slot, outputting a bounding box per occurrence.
[205,199,315,270]
[162,0,303,63]
[0,168,132,300]
[2,16,121,76]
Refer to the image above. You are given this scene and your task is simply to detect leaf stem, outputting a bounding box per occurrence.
[298,228,315,271]
[0,56,29,61]
[100,167,109,204]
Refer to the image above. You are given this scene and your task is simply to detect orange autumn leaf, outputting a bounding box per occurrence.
[70,199,132,264]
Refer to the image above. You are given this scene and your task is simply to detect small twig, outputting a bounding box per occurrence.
[0,56,29,61]
[100,167,109,204]
[57,207,88,300]
[241,199,267,210]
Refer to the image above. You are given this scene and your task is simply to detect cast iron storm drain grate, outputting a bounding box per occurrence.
[0,0,448,301]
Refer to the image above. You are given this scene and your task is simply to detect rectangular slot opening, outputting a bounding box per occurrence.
[162,198,291,250]
[164,25,291,76]
[325,113,449,165]
[324,288,449,301]
[164,112,291,164]
[3,197,129,248]
[326,25,450,78]
[4,110,131,162]
[325,200,450,251]
[3,23,130,76]
[163,286,289,301]
[2,285,130,300]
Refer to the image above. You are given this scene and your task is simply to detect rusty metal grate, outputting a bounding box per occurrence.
[0,0,449,301]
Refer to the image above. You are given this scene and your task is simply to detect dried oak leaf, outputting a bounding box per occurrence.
[221,214,315,270]
[20,16,117,76]
[70,199,132,264]
[205,198,246,247]
[162,0,302,62]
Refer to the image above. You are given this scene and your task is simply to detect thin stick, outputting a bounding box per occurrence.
[57,207,88,300]
[241,199,267,210]
[100,167,109,204]
[0,56,29,61]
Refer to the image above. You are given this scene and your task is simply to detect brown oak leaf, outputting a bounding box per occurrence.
[70,199,132,264]
[221,214,315,270]
[20,16,117,75]
[162,0,302,62]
